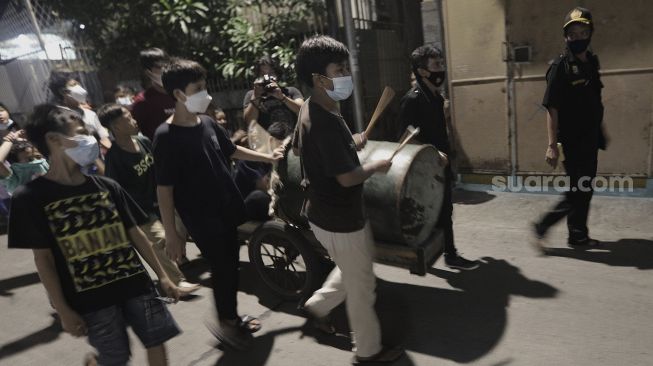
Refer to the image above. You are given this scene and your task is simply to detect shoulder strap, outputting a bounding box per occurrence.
[296,98,310,219]
[296,98,310,190]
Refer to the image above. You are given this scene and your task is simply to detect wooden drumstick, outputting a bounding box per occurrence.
[364,86,395,137]
[390,125,420,160]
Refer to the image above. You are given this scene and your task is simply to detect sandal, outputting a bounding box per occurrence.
[240,315,262,333]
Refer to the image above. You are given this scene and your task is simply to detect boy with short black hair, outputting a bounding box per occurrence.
[97,103,200,296]
[9,104,181,365]
[154,58,283,349]
[294,35,402,364]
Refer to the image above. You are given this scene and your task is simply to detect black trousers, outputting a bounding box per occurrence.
[436,167,456,256]
[183,216,240,320]
[537,150,598,240]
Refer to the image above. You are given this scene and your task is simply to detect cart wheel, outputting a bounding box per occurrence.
[248,221,325,301]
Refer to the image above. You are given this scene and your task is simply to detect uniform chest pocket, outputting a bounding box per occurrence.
[570,78,588,87]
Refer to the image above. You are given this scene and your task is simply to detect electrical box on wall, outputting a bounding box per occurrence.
[513,45,532,63]
[502,43,533,63]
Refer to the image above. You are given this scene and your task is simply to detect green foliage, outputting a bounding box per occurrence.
[50,0,325,84]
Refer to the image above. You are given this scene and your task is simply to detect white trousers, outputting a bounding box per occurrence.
[304,222,382,357]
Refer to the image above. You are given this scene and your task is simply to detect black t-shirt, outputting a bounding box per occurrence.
[292,99,364,233]
[104,135,156,215]
[153,116,246,228]
[398,83,451,154]
[542,51,604,153]
[233,161,272,198]
[8,175,151,313]
[243,86,303,130]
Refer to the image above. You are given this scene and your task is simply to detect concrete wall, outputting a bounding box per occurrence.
[442,0,653,178]
[443,0,509,173]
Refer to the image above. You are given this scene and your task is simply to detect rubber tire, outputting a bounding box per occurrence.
[248,220,326,301]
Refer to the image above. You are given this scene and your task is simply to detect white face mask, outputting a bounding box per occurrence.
[67,85,88,104]
[64,134,99,167]
[116,96,133,106]
[0,119,14,130]
[324,76,354,101]
[183,90,212,114]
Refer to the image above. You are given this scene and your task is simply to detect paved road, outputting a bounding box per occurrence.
[1,190,652,366]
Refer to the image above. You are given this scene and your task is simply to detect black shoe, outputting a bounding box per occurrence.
[533,222,546,239]
[531,223,547,255]
[352,345,404,364]
[205,316,253,351]
[444,254,479,270]
[568,237,600,248]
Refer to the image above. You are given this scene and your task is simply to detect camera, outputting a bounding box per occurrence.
[254,74,285,100]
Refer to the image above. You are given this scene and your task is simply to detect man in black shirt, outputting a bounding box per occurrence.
[534,7,607,249]
[398,45,479,270]
[242,56,304,132]
[293,35,402,364]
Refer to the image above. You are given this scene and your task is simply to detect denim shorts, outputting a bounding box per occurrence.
[82,289,181,366]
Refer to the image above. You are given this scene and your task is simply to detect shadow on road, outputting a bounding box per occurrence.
[236,255,557,364]
[0,313,62,360]
[0,272,40,297]
[452,189,496,205]
[544,238,653,270]
[371,256,558,363]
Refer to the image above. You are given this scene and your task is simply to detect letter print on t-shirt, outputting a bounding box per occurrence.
[44,190,146,291]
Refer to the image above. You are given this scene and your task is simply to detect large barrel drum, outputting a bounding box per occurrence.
[274,141,446,246]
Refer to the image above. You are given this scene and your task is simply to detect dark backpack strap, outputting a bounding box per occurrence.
[296,98,310,188]
[296,98,310,219]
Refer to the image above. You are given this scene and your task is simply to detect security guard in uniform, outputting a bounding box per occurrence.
[534,7,608,249]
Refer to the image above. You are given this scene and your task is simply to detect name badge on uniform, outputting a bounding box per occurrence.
[572,79,587,86]
[571,65,579,74]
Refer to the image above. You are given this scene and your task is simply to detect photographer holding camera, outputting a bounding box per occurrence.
[243,56,304,131]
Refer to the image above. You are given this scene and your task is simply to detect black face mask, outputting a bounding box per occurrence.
[426,71,446,87]
[567,38,590,55]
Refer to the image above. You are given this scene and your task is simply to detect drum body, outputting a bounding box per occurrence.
[275,141,445,246]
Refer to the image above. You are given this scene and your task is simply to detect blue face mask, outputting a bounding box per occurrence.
[324,76,354,101]
[3,159,49,194]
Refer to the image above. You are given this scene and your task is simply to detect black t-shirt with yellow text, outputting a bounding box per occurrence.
[8,175,151,313]
[105,135,157,215]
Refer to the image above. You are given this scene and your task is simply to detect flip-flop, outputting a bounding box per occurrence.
[240,315,262,333]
